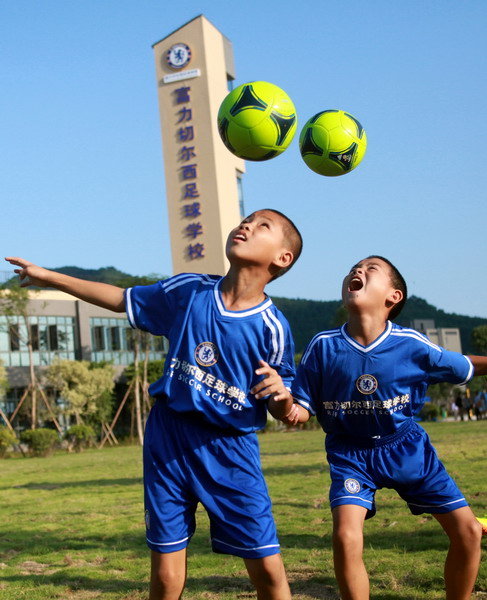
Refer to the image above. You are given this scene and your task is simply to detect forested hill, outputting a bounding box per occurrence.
[4,266,487,354]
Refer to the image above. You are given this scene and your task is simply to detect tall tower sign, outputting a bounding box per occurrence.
[152,15,245,276]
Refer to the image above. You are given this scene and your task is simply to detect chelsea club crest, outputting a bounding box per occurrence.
[344,478,361,494]
[195,342,219,367]
[356,374,378,395]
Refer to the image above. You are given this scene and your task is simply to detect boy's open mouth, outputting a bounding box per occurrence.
[349,277,363,292]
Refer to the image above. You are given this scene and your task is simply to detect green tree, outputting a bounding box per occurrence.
[332,305,348,327]
[471,325,487,355]
[45,359,115,427]
[0,426,17,457]
[0,359,7,403]
[0,285,59,430]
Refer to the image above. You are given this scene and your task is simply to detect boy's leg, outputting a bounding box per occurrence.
[150,549,187,600]
[244,554,291,600]
[332,505,369,600]
[433,507,482,600]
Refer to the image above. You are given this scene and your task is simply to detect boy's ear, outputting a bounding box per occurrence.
[273,249,294,270]
[386,288,403,310]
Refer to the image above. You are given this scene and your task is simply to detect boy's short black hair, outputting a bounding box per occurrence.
[262,208,303,280]
[366,255,408,320]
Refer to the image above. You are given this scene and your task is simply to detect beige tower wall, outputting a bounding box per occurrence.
[153,16,245,276]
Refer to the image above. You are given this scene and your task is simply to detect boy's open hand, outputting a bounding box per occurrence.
[251,360,292,401]
[5,257,51,288]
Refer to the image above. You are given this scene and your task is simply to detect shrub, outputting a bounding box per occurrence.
[20,428,59,457]
[65,424,95,452]
[0,427,17,458]
[419,403,440,421]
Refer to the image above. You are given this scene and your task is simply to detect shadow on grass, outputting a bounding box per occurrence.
[3,477,143,491]
[0,572,344,600]
[0,572,146,595]
[260,447,324,457]
[263,463,329,477]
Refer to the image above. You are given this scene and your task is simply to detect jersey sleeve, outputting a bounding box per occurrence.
[291,336,323,416]
[277,319,296,390]
[263,309,296,389]
[425,345,474,385]
[124,280,178,336]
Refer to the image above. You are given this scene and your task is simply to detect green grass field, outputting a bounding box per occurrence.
[0,421,486,599]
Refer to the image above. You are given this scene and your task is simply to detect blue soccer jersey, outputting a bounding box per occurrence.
[125,273,296,433]
[293,321,473,438]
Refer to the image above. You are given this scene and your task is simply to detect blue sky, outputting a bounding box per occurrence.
[2,1,487,318]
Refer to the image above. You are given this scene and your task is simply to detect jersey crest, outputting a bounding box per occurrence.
[344,478,361,494]
[356,374,378,395]
[195,342,219,367]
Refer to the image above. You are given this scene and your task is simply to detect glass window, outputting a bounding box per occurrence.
[48,324,58,351]
[30,324,39,351]
[93,326,105,351]
[111,327,121,351]
[236,170,245,217]
[9,324,20,351]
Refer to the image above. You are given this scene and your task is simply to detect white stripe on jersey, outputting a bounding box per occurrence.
[262,309,285,365]
[126,288,136,329]
[213,286,274,318]
[163,273,215,294]
[301,329,341,364]
[459,356,474,385]
[295,398,315,415]
[390,327,442,352]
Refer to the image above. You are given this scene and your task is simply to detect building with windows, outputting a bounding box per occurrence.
[411,319,462,353]
[0,289,167,414]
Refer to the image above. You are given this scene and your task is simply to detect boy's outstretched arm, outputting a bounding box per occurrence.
[251,360,309,424]
[5,257,125,312]
[468,355,487,376]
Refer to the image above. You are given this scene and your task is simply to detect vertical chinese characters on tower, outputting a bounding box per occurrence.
[175,86,205,261]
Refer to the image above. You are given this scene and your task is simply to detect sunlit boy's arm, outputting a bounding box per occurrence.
[5,257,125,312]
[467,355,487,376]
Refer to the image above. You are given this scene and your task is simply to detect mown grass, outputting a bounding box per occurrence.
[0,421,486,599]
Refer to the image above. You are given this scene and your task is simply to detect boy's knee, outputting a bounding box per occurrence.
[245,554,287,589]
[150,550,186,600]
[447,517,483,550]
[461,519,483,547]
[333,524,363,553]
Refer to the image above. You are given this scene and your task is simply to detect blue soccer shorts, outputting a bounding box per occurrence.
[143,400,281,558]
[325,420,468,519]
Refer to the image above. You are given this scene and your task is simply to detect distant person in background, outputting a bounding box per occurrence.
[474,388,487,420]
[456,393,465,421]
[450,398,459,421]
[464,388,473,420]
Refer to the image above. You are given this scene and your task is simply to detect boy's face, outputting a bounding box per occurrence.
[342,257,402,316]
[225,210,293,274]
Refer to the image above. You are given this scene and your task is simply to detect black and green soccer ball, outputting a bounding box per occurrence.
[299,109,367,176]
[217,81,297,161]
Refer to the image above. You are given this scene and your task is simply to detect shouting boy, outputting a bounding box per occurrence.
[277,255,486,600]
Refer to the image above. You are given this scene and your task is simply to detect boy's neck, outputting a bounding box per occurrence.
[346,312,389,346]
[220,268,269,311]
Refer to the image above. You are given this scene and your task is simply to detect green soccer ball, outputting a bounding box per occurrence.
[217,81,297,161]
[299,110,367,176]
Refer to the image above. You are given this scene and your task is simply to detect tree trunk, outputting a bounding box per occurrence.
[133,335,144,445]
[142,335,150,427]
[26,316,37,429]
